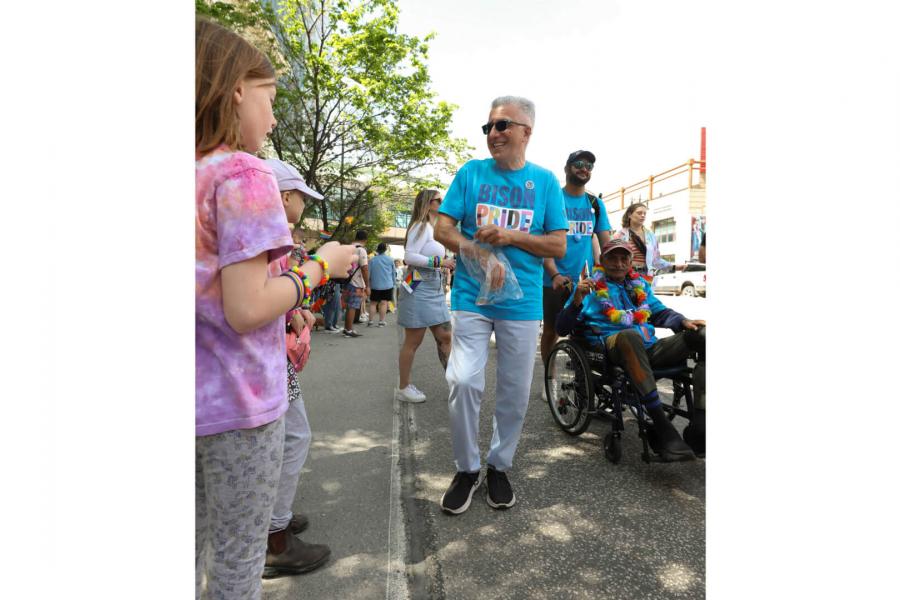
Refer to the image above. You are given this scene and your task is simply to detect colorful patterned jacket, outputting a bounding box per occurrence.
[556,271,685,349]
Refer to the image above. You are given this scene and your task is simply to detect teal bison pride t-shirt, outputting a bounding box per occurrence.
[439,158,568,321]
[541,191,611,287]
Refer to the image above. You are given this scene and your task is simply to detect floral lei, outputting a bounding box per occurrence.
[590,265,651,326]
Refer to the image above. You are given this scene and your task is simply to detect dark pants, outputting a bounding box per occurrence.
[605,327,705,409]
[323,283,342,328]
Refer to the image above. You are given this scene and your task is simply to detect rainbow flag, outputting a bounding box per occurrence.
[403,268,423,291]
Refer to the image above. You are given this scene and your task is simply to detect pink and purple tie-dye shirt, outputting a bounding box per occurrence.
[196,147,294,437]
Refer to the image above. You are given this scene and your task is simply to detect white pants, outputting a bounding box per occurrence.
[270,396,311,532]
[445,311,540,472]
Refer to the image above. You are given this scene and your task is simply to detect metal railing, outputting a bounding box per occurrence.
[601,159,706,212]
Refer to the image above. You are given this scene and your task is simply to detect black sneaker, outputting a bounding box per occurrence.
[646,419,695,462]
[485,465,516,509]
[440,471,482,515]
[342,329,362,338]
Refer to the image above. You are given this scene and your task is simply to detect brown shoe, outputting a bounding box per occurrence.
[288,513,309,535]
[263,529,331,577]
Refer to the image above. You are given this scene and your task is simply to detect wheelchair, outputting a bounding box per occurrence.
[543,330,698,464]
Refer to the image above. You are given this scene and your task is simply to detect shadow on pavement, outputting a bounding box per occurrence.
[401,331,705,600]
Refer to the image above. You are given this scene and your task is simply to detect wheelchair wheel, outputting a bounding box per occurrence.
[669,379,691,421]
[603,432,622,464]
[545,341,593,436]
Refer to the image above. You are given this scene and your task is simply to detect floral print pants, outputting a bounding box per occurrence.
[196,416,285,600]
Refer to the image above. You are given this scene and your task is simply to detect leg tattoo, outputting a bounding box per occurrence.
[436,321,451,371]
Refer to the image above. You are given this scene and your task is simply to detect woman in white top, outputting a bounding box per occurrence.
[395,189,455,403]
[612,202,672,276]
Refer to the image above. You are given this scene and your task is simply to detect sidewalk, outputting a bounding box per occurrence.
[262,315,402,600]
[263,308,705,599]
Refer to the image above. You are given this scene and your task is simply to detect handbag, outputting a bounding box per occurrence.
[286,325,311,372]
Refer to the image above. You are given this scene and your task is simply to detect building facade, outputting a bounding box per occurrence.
[598,158,706,265]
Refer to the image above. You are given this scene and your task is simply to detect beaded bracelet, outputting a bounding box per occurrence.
[289,265,313,308]
[305,254,330,286]
[280,271,305,309]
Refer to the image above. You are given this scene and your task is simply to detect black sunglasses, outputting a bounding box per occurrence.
[481,119,529,135]
[570,160,594,171]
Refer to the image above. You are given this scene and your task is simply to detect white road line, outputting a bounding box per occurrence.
[386,337,410,600]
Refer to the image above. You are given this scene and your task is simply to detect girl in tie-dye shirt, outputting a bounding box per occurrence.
[195,19,355,599]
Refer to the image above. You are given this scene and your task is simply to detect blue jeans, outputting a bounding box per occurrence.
[323,284,342,328]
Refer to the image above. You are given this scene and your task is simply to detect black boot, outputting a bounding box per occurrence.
[263,529,331,577]
[645,405,695,462]
[682,409,705,457]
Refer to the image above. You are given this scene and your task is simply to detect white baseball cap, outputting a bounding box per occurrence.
[264,159,325,200]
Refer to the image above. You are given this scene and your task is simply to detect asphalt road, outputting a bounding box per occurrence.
[263,295,706,600]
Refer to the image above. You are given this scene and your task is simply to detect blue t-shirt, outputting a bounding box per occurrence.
[439,158,568,320]
[542,191,611,287]
[368,253,395,290]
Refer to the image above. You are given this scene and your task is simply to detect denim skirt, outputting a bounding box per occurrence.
[397,269,450,328]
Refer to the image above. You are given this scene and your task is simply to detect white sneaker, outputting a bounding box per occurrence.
[395,385,426,403]
[408,384,427,398]
[360,313,370,322]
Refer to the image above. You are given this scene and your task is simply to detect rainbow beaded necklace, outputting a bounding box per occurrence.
[590,265,652,326]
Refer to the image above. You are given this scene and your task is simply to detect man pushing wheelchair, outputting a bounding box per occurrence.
[556,238,706,460]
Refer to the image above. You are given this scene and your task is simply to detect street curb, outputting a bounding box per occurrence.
[398,400,445,600]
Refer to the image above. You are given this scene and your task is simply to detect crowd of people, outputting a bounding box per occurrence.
[195,18,706,599]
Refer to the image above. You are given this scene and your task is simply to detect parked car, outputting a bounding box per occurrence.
[652,262,706,297]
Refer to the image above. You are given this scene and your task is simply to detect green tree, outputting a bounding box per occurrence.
[268,0,470,241]
[196,0,283,68]
[197,0,471,242]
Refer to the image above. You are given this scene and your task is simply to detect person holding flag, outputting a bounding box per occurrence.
[556,239,706,459]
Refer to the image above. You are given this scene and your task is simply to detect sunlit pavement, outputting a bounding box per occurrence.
[263,299,705,600]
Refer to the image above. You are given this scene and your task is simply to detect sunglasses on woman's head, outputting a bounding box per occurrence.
[481,119,529,135]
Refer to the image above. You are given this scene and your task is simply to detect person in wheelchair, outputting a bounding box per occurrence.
[555,238,706,460]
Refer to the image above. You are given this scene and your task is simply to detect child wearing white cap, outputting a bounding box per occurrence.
[261,158,331,576]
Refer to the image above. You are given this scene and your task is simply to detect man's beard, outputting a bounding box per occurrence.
[566,171,590,187]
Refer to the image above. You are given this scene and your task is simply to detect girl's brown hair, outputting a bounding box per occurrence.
[621,202,649,229]
[195,18,275,155]
[404,189,441,246]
